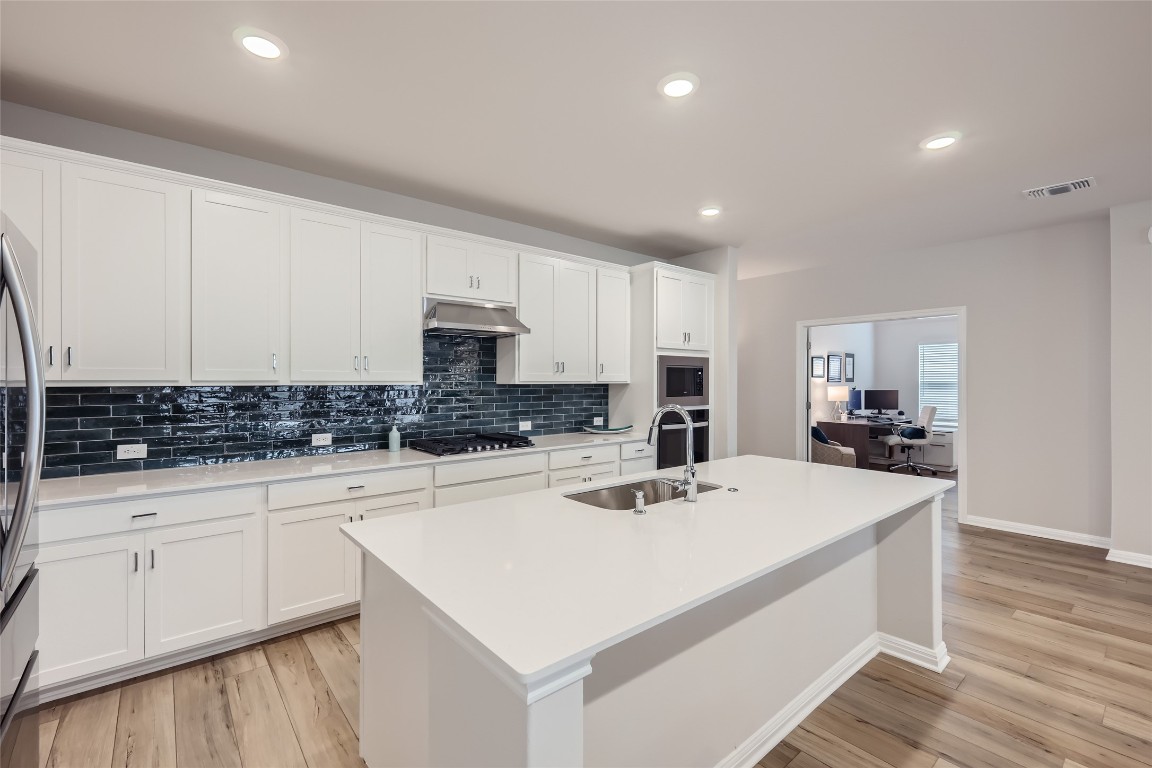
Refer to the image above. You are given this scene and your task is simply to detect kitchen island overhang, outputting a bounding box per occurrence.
[343,455,954,768]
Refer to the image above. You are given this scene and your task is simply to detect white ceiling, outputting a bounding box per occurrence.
[2,1,1149,278]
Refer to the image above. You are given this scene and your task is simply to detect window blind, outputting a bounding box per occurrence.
[918,343,959,430]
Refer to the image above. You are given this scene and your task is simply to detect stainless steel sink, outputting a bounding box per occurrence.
[564,478,723,510]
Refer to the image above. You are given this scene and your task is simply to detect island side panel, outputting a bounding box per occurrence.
[875,495,948,670]
[583,528,879,768]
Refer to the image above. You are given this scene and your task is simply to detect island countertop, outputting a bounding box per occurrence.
[342,455,953,684]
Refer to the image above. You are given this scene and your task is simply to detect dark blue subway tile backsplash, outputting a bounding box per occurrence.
[4,335,608,480]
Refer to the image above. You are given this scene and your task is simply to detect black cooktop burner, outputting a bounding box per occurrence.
[408,432,535,457]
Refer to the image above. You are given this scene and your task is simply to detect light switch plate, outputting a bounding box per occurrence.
[593,417,604,426]
[519,420,532,431]
[312,433,333,447]
[117,444,148,460]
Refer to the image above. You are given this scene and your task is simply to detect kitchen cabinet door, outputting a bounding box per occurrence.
[516,254,558,382]
[28,535,144,688]
[655,270,686,349]
[0,150,60,382]
[192,190,286,382]
[554,261,596,381]
[596,269,630,382]
[682,276,713,350]
[144,517,261,657]
[361,223,423,383]
[267,502,357,624]
[469,243,516,304]
[61,163,189,381]
[425,234,471,298]
[351,490,430,599]
[290,208,361,382]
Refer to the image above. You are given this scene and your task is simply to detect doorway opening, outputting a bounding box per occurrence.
[797,307,968,521]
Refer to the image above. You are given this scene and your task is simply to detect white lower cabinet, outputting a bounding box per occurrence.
[267,502,358,625]
[30,535,144,689]
[548,463,619,488]
[350,490,431,600]
[144,517,261,656]
[621,456,658,474]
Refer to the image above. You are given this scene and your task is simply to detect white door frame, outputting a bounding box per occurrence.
[796,306,968,523]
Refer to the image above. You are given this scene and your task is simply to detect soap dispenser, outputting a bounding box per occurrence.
[388,425,401,452]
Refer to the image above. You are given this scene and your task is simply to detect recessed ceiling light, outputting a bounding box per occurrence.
[233,27,287,59]
[919,131,961,150]
[659,72,699,98]
[699,206,722,217]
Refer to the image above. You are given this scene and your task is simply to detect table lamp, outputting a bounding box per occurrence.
[827,386,850,421]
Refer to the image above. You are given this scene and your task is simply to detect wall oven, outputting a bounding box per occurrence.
[656,355,709,469]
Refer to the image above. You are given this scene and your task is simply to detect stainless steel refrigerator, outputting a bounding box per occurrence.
[0,222,46,767]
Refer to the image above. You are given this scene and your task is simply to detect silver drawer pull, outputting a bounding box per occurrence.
[347,485,366,491]
[131,512,158,520]
[48,345,54,365]
[67,346,73,366]
[150,550,155,569]
[581,455,593,460]
[272,353,278,371]
[133,552,138,572]
[635,448,646,453]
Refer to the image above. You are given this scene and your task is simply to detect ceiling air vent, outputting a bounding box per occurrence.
[1023,177,1096,199]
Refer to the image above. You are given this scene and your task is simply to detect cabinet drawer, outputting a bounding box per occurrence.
[33,488,262,545]
[434,472,546,507]
[621,456,658,475]
[548,463,619,488]
[434,453,547,487]
[549,445,620,470]
[268,467,430,511]
[619,441,655,461]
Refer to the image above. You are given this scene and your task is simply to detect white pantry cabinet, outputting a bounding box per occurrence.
[0,150,60,382]
[60,163,189,381]
[192,190,287,382]
[360,222,423,383]
[655,268,713,351]
[143,517,261,656]
[267,502,358,624]
[290,208,362,382]
[596,269,630,382]
[501,253,596,383]
[425,234,516,305]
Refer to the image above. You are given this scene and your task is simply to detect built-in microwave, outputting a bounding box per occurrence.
[658,355,709,408]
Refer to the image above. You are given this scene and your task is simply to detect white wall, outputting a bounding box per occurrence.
[738,218,1111,541]
[0,101,656,268]
[873,316,959,424]
[676,247,738,458]
[809,322,875,422]
[1109,200,1152,560]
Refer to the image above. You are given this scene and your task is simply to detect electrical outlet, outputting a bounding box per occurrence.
[116,444,148,460]
[593,417,604,426]
[312,433,333,447]
[519,420,532,431]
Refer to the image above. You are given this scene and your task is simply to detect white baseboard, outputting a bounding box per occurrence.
[877,633,951,673]
[1106,549,1152,569]
[963,515,1111,550]
[716,634,879,768]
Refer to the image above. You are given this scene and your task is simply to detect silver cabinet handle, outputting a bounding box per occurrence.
[561,361,565,373]
[476,276,481,289]
[600,363,604,374]
[688,332,692,344]
[47,345,54,366]
[133,552,138,572]
[131,512,157,520]
[364,356,369,372]
[150,550,155,570]
[348,485,366,491]
[353,355,359,371]
[469,275,474,288]
[67,346,73,366]
[554,362,559,373]
[349,515,354,523]
[359,514,364,521]
[272,353,278,371]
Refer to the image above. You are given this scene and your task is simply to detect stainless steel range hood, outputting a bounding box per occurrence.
[423,301,530,338]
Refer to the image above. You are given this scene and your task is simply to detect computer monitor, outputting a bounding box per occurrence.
[863,389,898,414]
[847,389,862,413]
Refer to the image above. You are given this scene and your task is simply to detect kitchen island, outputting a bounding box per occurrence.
[342,455,954,767]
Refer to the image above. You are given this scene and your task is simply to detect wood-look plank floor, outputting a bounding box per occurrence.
[17,480,1152,768]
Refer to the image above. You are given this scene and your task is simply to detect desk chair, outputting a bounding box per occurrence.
[810,426,856,468]
[881,406,938,476]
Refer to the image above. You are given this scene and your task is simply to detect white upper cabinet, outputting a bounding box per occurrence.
[61,164,189,381]
[360,223,423,383]
[655,268,713,351]
[554,260,596,381]
[0,150,60,381]
[504,254,595,383]
[290,209,361,382]
[425,234,516,305]
[596,269,630,382]
[192,190,286,382]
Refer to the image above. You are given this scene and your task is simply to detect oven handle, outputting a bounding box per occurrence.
[655,422,709,431]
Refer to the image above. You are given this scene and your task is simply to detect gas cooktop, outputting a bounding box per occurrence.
[408,432,535,457]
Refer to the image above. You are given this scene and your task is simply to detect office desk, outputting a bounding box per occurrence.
[816,418,911,470]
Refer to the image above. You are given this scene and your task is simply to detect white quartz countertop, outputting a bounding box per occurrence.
[342,455,954,684]
[36,431,645,507]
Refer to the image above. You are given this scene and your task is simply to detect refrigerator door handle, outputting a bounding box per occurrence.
[0,232,47,593]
